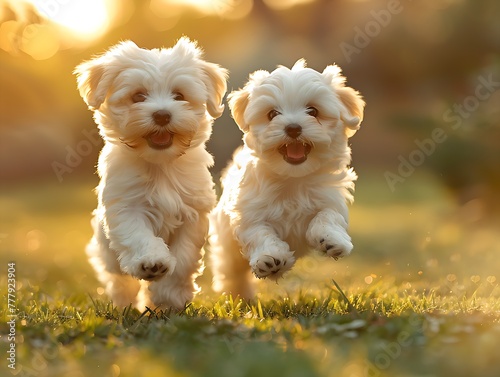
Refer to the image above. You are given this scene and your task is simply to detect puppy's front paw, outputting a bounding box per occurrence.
[306,212,353,260]
[315,230,353,260]
[249,243,295,280]
[139,260,171,281]
[120,237,177,281]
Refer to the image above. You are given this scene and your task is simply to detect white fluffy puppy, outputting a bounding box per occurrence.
[75,38,227,310]
[210,60,364,298]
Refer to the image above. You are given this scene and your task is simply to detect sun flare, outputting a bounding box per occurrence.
[26,0,110,40]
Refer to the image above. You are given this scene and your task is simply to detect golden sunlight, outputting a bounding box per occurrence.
[26,0,111,40]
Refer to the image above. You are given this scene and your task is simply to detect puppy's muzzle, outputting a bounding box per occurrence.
[279,124,312,165]
[145,110,174,150]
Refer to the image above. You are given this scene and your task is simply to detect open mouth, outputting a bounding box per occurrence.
[145,131,174,150]
[278,141,312,165]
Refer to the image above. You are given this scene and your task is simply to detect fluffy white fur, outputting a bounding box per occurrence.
[210,60,364,299]
[75,37,228,310]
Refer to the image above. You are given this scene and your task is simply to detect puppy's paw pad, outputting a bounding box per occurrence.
[134,254,176,281]
[317,235,352,260]
[121,238,177,280]
[140,262,169,280]
[251,254,294,280]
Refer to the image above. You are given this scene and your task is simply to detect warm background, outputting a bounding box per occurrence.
[2,0,500,310]
[0,1,499,376]
[2,0,499,198]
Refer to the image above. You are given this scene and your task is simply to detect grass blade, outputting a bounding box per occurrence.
[331,278,358,316]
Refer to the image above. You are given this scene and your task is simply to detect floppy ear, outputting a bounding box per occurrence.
[171,37,228,118]
[228,70,269,133]
[227,87,250,132]
[201,61,228,119]
[74,41,138,110]
[322,64,365,137]
[337,85,365,137]
[74,59,108,110]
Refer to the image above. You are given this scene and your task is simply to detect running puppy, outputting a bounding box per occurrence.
[75,38,228,309]
[210,60,364,298]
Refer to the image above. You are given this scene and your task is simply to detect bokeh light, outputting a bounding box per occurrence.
[0,0,120,59]
[263,0,314,11]
[149,0,253,25]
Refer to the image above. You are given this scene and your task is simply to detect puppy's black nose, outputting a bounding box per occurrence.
[152,110,171,126]
[285,124,302,139]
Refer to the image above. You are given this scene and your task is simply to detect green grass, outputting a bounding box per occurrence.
[1,176,500,377]
[4,281,500,377]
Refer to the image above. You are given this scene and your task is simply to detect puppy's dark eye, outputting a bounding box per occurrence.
[268,109,280,121]
[306,106,318,117]
[132,92,147,103]
[173,92,184,101]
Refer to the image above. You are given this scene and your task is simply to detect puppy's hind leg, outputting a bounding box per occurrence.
[209,210,255,300]
[86,218,141,308]
[103,272,141,308]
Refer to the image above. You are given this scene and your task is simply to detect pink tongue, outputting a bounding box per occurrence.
[287,142,306,159]
[150,132,172,145]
